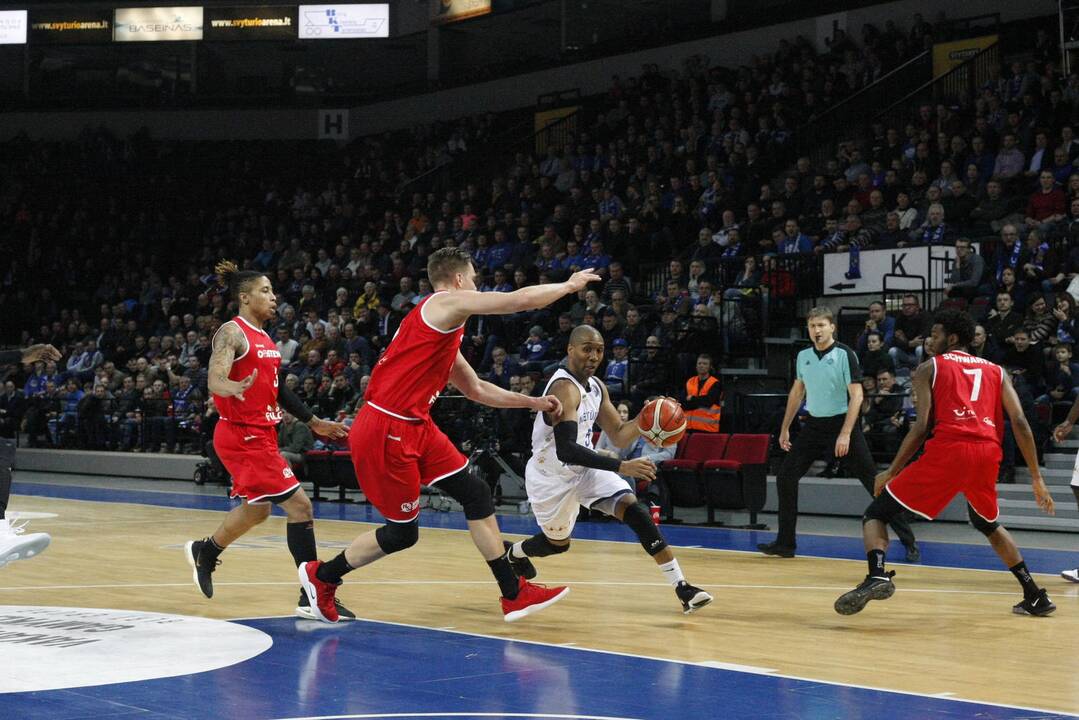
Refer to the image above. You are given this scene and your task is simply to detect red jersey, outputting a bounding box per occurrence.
[212,316,283,427]
[929,351,1003,444]
[365,292,464,420]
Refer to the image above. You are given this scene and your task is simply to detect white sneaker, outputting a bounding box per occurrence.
[1062,568,1079,583]
[0,517,51,568]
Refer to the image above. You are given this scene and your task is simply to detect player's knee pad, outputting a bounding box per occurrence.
[435,469,495,520]
[621,501,668,556]
[375,520,419,555]
[522,533,570,557]
[966,504,1000,537]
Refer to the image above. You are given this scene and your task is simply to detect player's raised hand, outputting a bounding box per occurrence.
[532,394,562,417]
[233,369,257,401]
[1054,420,1074,443]
[308,417,349,440]
[619,457,656,482]
[564,268,602,293]
[22,344,61,365]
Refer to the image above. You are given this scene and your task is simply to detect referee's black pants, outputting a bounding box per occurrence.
[775,414,916,549]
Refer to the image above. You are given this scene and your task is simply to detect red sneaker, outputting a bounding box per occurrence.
[297,561,340,623]
[500,577,569,622]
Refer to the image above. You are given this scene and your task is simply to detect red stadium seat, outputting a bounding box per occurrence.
[700,434,771,527]
[658,433,729,520]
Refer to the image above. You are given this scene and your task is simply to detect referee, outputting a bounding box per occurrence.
[758,307,919,561]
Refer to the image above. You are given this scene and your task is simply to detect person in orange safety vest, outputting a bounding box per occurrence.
[685,353,721,432]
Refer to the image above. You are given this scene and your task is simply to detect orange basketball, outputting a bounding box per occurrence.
[637,397,686,447]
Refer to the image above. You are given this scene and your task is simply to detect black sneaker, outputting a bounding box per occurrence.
[297,588,355,621]
[834,571,896,615]
[904,542,921,563]
[675,581,713,614]
[757,541,796,558]
[503,540,537,580]
[184,539,219,599]
[1012,588,1056,616]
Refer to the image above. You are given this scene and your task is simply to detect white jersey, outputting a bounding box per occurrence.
[529,368,602,480]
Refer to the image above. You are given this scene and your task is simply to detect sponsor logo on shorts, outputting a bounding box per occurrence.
[400,499,419,513]
[283,467,294,479]
[982,417,996,427]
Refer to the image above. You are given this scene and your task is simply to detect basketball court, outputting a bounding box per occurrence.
[2,472,1077,719]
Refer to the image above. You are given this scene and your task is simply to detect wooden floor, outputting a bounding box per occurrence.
[3,494,1078,715]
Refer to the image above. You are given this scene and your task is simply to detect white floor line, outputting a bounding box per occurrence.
[0,579,1041,597]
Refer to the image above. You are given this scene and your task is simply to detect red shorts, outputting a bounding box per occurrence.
[886,438,1002,522]
[348,403,468,522]
[214,421,298,504]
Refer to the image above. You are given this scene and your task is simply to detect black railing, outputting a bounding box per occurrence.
[874,41,1000,131]
[796,49,933,168]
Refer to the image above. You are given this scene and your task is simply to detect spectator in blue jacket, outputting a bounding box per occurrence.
[604,338,630,398]
[519,325,551,372]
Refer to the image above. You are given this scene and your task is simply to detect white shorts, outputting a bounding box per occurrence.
[524,461,631,540]
[1072,451,1079,488]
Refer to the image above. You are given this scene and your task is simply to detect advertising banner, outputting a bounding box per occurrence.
[932,34,997,77]
[430,0,491,25]
[30,10,111,44]
[206,6,296,40]
[0,10,27,45]
[298,4,389,39]
[114,7,204,42]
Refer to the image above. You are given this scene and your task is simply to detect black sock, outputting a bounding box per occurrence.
[867,549,886,578]
[487,556,519,599]
[316,552,354,584]
[200,536,225,563]
[286,521,317,567]
[0,461,11,520]
[1009,561,1039,599]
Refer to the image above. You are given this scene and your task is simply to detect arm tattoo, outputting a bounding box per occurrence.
[208,323,243,386]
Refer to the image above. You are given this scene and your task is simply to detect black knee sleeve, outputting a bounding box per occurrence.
[435,469,496,520]
[967,504,1000,537]
[522,533,570,556]
[622,501,668,556]
[863,491,903,525]
[375,520,419,554]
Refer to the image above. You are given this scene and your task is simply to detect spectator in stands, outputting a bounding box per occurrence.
[969,323,999,361]
[943,237,985,300]
[856,301,895,351]
[277,411,314,473]
[1036,343,1079,410]
[860,331,895,379]
[684,353,721,433]
[275,326,300,368]
[1025,170,1068,233]
[724,256,762,300]
[1022,294,1058,346]
[482,346,517,390]
[629,336,668,406]
[604,339,630,399]
[76,383,113,450]
[519,325,551,372]
[909,202,951,245]
[1002,328,1045,394]
[993,133,1025,181]
[985,291,1023,348]
[863,368,905,454]
[997,266,1030,311]
[968,178,1012,234]
[596,401,635,462]
[0,380,23,439]
[141,379,174,453]
[889,294,930,372]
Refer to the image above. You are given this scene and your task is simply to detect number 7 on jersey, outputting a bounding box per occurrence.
[962,368,982,402]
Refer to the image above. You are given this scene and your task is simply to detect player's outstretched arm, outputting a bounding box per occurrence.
[1002,371,1055,515]
[0,344,61,366]
[875,361,933,496]
[276,381,348,439]
[428,269,601,329]
[595,381,641,449]
[448,352,558,413]
[207,322,255,400]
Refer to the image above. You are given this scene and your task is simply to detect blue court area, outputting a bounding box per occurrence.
[4,614,1075,720]
[14,480,1078,572]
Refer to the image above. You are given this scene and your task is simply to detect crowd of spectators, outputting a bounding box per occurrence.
[1,13,1077,476]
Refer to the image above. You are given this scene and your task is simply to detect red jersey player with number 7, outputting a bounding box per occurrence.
[835,309,1056,617]
[298,248,599,623]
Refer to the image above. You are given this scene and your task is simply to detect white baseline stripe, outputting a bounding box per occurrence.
[274,714,642,720]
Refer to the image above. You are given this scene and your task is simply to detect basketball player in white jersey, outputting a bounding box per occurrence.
[1053,394,1079,582]
[505,325,713,615]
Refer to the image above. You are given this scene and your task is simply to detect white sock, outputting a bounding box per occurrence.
[510,541,527,560]
[658,559,685,587]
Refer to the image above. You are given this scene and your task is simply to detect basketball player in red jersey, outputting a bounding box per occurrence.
[298,248,599,623]
[835,309,1056,616]
[184,261,352,620]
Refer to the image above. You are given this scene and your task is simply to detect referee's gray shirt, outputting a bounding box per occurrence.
[795,342,863,418]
